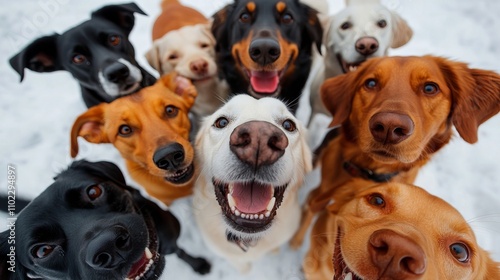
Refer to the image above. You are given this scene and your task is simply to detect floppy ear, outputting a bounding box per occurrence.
[300,3,323,54]
[436,57,500,143]
[211,4,233,52]
[320,73,357,128]
[145,40,162,72]
[70,105,109,158]
[159,73,198,109]
[91,3,147,36]
[9,34,62,82]
[390,11,413,48]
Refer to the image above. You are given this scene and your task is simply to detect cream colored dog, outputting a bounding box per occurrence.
[308,0,413,126]
[193,95,312,272]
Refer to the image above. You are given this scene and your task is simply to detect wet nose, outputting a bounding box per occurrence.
[249,38,281,65]
[369,112,414,144]
[104,63,130,83]
[86,225,132,270]
[153,143,185,171]
[355,37,379,56]
[190,59,209,75]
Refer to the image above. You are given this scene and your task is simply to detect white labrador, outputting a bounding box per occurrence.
[308,0,413,126]
[193,95,312,272]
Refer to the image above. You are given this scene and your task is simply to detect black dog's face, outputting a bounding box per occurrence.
[2,161,164,280]
[212,0,322,98]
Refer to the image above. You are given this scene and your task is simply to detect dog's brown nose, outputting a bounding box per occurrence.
[230,121,288,168]
[190,59,208,75]
[369,229,426,279]
[369,112,414,144]
[355,37,379,56]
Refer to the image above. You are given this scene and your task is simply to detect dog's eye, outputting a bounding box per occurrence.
[200,42,210,49]
[240,12,251,23]
[423,82,440,95]
[118,125,133,136]
[340,21,352,30]
[72,54,87,65]
[165,105,179,118]
[368,193,385,207]
[282,119,296,132]
[377,19,387,28]
[32,245,55,259]
[168,53,178,60]
[108,34,121,46]
[450,243,470,263]
[364,78,378,89]
[87,185,103,201]
[214,117,229,128]
[281,14,294,25]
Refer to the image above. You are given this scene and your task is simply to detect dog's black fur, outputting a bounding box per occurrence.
[0,160,210,279]
[211,0,322,114]
[9,3,156,108]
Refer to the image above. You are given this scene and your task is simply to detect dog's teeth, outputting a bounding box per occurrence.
[231,206,236,213]
[259,214,264,219]
[145,247,153,259]
[265,211,271,217]
[345,272,353,280]
[241,213,246,219]
[266,197,276,211]
[229,183,234,194]
[249,214,254,220]
[227,193,236,210]
[235,209,241,216]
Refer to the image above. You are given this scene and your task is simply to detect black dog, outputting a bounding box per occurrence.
[9,3,156,108]
[0,160,210,279]
[211,0,322,114]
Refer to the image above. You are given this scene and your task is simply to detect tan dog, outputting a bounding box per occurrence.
[308,0,413,126]
[291,55,500,247]
[70,73,197,205]
[303,180,500,279]
[193,95,312,272]
[146,0,228,125]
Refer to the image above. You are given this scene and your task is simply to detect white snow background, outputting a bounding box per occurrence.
[1,0,499,279]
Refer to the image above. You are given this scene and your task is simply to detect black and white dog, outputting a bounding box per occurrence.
[0,160,210,279]
[9,3,156,107]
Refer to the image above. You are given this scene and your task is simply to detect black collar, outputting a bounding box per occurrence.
[343,161,400,182]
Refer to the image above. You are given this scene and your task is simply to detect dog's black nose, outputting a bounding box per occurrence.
[249,38,281,65]
[86,225,131,270]
[153,143,185,170]
[105,63,130,83]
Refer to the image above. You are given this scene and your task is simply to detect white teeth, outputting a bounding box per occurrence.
[145,247,153,259]
[259,214,264,219]
[265,211,271,217]
[235,209,241,216]
[345,272,353,280]
[241,213,246,218]
[228,183,234,194]
[266,197,276,211]
[249,214,254,220]
[227,194,236,210]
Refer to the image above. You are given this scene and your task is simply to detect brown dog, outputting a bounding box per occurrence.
[70,73,197,205]
[291,55,500,247]
[303,180,500,280]
[151,0,207,41]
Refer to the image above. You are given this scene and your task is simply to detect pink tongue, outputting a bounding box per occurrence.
[231,182,273,213]
[249,71,279,94]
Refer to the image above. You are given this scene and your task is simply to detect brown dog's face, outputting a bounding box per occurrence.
[71,73,197,186]
[326,182,500,280]
[321,56,500,164]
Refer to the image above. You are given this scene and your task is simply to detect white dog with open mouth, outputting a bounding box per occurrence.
[193,95,312,272]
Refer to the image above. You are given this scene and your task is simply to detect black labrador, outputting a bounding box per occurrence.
[0,160,210,279]
[9,3,156,108]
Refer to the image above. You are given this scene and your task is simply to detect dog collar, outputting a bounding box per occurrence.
[343,161,399,182]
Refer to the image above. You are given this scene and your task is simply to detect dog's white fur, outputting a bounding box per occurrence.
[308,0,413,126]
[193,95,312,272]
[146,23,228,121]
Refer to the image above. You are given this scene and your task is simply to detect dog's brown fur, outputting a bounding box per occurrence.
[152,0,208,41]
[70,73,197,205]
[291,55,500,248]
[303,180,500,279]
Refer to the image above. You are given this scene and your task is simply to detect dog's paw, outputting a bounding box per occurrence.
[193,257,211,275]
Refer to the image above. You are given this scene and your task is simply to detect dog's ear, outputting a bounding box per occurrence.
[160,73,198,109]
[320,72,357,128]
[91,3,147,35]
[300,4,323,54]
[390,11,413,48]
[145,40,162,72]
[435,57,500,143]
[9,34,62,82]
[211,4,233,52]
[70,105,109,158]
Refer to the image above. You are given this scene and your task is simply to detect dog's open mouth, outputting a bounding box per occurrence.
[125,247,158,280]
[164,163,194,185]
[333,228,363,280]
[213,178,287,233]
[337,54,364,74]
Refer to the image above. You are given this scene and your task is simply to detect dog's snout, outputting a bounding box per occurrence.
[230,121,288,168]
[369,112,414,144]
[190,59,209,75]
[355,37,379,56]
[249,38,281,65]
[86,225,131,270]
[153,143,185,170]
[105,63,130,83]
[369,229,427,279]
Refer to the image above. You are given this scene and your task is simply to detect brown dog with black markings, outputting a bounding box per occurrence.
[303,180,500,279]
[70,73,197,205]
[291,55,500,248]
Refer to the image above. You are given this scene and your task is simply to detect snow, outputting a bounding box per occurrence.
[0,0,499,279]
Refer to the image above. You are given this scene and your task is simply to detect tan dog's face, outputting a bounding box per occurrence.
[195,95,312,239]
[146,24,217,84]
[326,182,500,279]
[322,56,500,165]
[71,73,197,185]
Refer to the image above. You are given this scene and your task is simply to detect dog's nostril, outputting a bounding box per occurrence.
[173,151,184,162]
[115,234,130,250]
[95,252,112,268]
[394,127,405,136]
[374,123,385,132]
